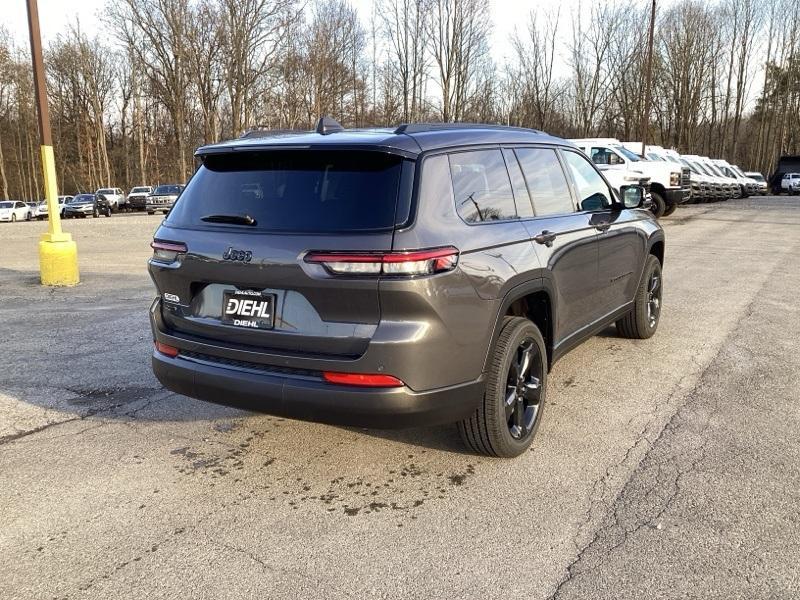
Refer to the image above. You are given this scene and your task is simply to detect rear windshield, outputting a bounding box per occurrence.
[166,151,403,232]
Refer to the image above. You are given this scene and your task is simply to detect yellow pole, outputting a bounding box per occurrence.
[27,0,79,286]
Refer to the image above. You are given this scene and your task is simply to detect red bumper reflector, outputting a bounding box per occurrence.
[154,341,180,358]
[323,372,404,388]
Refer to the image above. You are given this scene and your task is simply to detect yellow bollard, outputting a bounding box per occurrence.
[38,145,79,286]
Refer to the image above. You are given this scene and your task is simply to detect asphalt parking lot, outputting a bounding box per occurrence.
[2,197,799,599]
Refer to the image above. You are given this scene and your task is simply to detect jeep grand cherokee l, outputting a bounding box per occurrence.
[149,119,665,458]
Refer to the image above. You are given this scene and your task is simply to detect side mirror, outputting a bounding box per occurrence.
[609,153,623,166]
[620,185,645,209]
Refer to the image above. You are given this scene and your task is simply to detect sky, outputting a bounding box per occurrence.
[2,0,599,62]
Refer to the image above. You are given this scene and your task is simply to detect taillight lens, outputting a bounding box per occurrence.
[154,341,179,357]
[323,372,404,387]
[151,240,187,263]
[305,247,459,277]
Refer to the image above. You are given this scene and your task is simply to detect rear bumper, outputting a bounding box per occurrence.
[152,351,483,428]
[150,300,484,428]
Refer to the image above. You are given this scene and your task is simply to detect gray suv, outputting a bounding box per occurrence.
[149,120,664,457]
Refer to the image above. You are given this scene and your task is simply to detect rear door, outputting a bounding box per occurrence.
[149,149,410,359]
[514,147,600,345]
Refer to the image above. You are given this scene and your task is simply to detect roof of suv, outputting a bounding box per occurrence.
[195,122,569,158]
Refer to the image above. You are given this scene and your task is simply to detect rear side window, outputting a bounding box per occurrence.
[449,149,517,223]
[515,148,574,216]
[166,151,403,232]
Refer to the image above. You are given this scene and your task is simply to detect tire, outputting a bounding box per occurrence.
[11,214,16,222]
[458,316,547,458]
[649,191,666,218]
[616,255,662,339]
[93,208,99,218]
[662,203,677,217]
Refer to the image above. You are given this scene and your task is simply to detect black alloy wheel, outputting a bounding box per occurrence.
[616,254,663,339]
[505,338,544,441]
[458,316,548,458]
[647,269,661,328]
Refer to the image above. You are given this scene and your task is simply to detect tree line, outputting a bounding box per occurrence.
[0,0,798,200]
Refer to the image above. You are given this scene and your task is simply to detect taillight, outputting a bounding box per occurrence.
[154,341,179,357]
[151,240,187,263]
[323,372,404,387]
[305,247,459,277]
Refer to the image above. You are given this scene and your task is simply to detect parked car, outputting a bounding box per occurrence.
[146,184,184,215]
[24,202,38,220]
[127,186,153,211]
[682,155,734,200]
[781,173,800,195]
[149,119,665,458]
[0,200,32,222]
[711,159,756,197]
[63,193,112,218]
[744,172,769,195]
[697,157,742,198]
[571,138,690,217]
[95,187,126,211]
[36,196,74,219]
[770,155,800,193]
[32,201,48,219]
[625,144,710,204]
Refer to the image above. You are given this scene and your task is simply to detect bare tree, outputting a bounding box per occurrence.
[427,0,491,122]
[107,0,192,181]
[508,7,563,130]
[379,0,430,122]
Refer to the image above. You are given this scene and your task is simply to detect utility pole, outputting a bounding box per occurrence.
[26,0,79,286]
[640,0,657,158]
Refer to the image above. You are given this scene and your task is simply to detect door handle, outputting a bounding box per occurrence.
[595,222,611,232]
[533,230,557,247]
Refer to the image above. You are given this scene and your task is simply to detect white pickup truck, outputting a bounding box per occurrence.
[570,138,690,217]
[782,173,800,194]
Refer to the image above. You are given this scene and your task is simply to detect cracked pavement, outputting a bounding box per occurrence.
[1,198,799,599]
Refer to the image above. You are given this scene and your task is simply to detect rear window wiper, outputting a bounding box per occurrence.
[201,213,257,226]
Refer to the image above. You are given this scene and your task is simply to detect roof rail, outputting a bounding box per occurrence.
[394,122,540,135]
[316,116,344,135]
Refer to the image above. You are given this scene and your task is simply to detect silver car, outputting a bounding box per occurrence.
[146,184,184,215]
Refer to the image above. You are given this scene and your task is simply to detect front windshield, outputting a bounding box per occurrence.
[646,153,665,161]
[154,185,181,195]
[705,163,726,177]
[0,201,12,208]
[690,160,713,176]
[74,194,94,202]
[613,145,641,162]
[749,173,764,182]
[132,187,150,193]
[732,166,747,178]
